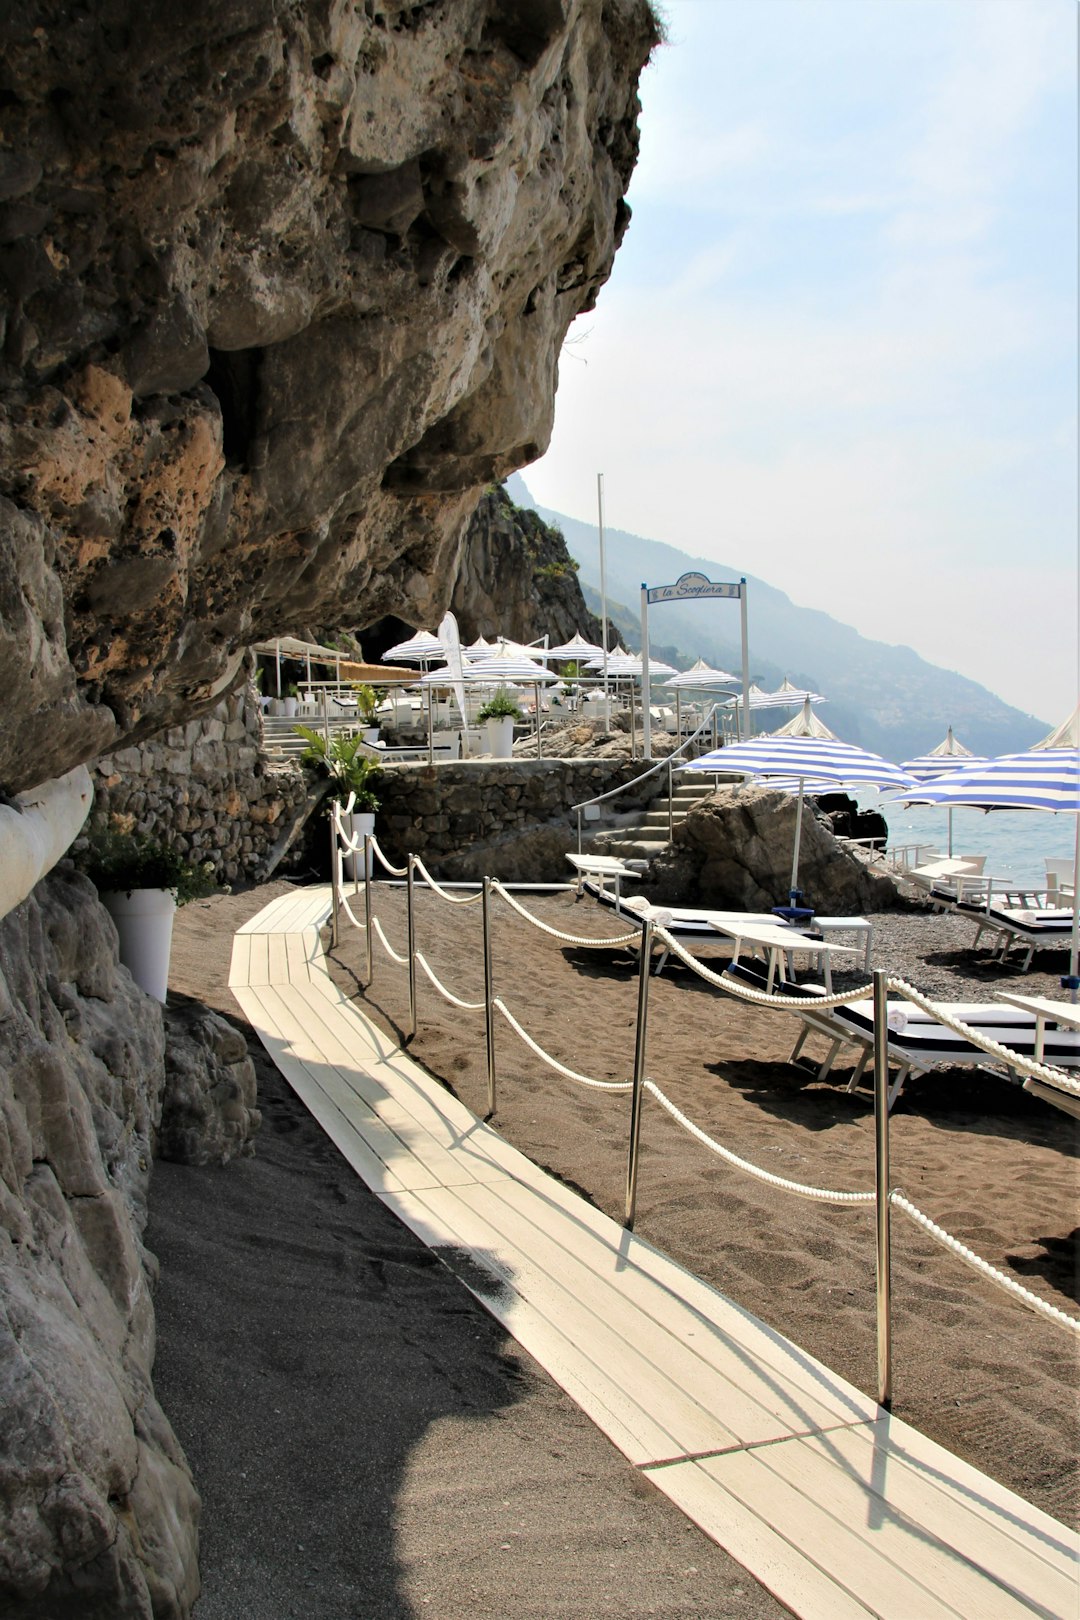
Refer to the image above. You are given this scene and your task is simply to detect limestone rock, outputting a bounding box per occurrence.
[0,1,660,794]
[0,869,200,1617]
[649,786,903,914]
[160,1004,260,1166]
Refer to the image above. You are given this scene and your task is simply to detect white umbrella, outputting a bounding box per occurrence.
[901,727,987,858]
[662,658,739,688]
[382,629,446,666]
[889,711,1080,986]
[680,701,914,907]
[546,632,607,661]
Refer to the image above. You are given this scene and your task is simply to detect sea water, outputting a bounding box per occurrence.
[857,791,1077,892]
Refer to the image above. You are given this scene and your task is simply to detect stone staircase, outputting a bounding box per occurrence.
[588,776,720,862]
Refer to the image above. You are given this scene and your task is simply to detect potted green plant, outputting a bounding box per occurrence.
[77,829,218,1003]
[352,682,381,743]
[295,726,381,877]
[476,687,522,757]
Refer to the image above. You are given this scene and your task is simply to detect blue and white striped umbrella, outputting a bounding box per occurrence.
[679,720,914,900]
[890,734,1080,983]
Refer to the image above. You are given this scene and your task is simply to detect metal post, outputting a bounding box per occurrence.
[363,835,373,984]
[598,472,610,730]
[739,578,750,741]
[641,584,652,760]
[667,759,674,844]
[873,968,893,1411]
[406,855,417,1041]
[577,807,583,855]
[629,680,637,760]
[329,809,340,949]
[624,918,654,1229]
[482,877,496,1118]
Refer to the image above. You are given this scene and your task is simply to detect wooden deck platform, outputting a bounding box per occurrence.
[229,885,1079,1620]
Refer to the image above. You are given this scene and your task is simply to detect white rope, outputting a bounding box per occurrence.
[891,1192,1080,1335]
[655,928,874,1008]
[411,856,486,905]
[336,884,366,932]
[644,1081,876,1203]
[369,834,407,878]
[491,881,641,948]
[415,952,485,1011]
[493,998,633,1091]
[371,916,409,965]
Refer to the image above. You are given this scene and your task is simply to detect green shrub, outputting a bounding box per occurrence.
[77,830,219,905]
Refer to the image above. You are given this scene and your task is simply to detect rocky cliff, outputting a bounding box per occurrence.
[0,5,658,1613]
[449,482,604,647]
[0,0,659,796]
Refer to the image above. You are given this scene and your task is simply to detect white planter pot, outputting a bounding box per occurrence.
[362,727,380,745]
[102,887,176,1003]
[341,809,375,879]
[485,715,516,757]
[282,696,299,717]
[268,698,286,716]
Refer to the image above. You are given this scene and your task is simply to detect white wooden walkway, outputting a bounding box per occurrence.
[229,886,1079,1620]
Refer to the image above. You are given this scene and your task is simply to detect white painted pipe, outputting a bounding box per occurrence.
[0,765,93,923]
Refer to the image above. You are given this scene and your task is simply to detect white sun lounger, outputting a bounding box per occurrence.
[722,961,1080,1110]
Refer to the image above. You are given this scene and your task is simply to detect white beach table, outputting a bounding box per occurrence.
[565,851,641,903]
[994,991,1080,1062]
[710,917,858,992]
[229,886,1079,1620]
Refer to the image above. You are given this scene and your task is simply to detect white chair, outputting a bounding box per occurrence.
[1045,858,1075,907]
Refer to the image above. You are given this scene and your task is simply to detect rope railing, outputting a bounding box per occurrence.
[890,1192,1080,1334]
[494,998,634,1091]
[414,951,486,1011]
[412,855,486,906]
[490,879,641,948]
[327,827,1080,1411]
[644,1080,876,1205]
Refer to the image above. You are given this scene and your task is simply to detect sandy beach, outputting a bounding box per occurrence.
[152,877,1078,1616]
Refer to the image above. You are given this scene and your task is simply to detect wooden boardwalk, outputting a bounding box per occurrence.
[230,886,1079,1620]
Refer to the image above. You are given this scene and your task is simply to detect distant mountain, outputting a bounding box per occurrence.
[505,473,1049,762]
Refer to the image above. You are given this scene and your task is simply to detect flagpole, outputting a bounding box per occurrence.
[598,472,610,730]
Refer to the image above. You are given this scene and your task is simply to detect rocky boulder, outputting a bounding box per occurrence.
[649,785,903,914]
[0,868,200,1617]
[0,0,660,796]
[160,1004,260,1167]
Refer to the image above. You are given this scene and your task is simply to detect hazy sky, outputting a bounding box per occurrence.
[526,0,1078,724]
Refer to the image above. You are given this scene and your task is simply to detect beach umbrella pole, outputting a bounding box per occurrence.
[788,776,806,900]
[1067,812,1080,997]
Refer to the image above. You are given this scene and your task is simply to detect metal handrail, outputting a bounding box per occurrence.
[572,706,725,853]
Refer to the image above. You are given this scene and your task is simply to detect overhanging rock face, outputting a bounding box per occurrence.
[0,0,659,794]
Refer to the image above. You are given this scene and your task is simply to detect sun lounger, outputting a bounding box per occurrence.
[721,962,1080,1109]
[952,899,1076,970]
[582,884,870,981]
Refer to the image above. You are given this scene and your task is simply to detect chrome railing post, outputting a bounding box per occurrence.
[577,807,582,855]
[363,834,373,984]
[624,918,654,1229]
[667,759,674,844]
[873,968,893,1411]
[329,807,340,950]
[482,877,496,1118]
[406,854,417,1042]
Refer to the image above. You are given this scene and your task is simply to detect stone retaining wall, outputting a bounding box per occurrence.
[373,758,666,881]
[87,687,311,885]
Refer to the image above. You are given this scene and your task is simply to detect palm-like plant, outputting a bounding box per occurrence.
[294,727,381,809]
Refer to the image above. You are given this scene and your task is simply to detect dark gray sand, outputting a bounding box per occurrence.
[153,884,791,1619]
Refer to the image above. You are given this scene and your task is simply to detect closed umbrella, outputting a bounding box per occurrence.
[680,701,914,909]
[890,711,1080,987]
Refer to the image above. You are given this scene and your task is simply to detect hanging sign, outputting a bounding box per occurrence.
[645,572,743,604]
